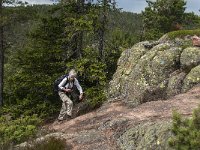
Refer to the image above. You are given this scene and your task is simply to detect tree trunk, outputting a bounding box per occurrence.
[77,31,83,58]
[98,28,104,60]
[0,0,3,106]
[98,0,107,61]
[76,0,84,59]
[73,32,83,58]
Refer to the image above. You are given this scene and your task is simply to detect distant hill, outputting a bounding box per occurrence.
[4,5,143,60]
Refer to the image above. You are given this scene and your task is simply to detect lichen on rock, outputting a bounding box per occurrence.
[166,71,186,97]
[180,47,200,71]
[182,65,200,92]
[108,34,200,107]
[117,121,173,150]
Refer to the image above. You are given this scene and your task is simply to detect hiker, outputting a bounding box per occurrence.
[57,69,83,121]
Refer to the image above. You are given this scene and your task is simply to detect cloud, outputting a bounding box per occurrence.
[21,0,56,5]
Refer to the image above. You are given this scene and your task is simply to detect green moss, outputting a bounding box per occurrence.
[180,47,200,70]
[180,40,193,49]
[182,65,200,92]
[168,29,200,40]
[166,72,186,97]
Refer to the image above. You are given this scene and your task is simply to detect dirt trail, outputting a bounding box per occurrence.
[47,86,200,150]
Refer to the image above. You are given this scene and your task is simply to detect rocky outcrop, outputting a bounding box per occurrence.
[108,36,200,107]
[15,33,200,150]
[16,86,200,150]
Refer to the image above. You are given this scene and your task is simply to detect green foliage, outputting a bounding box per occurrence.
[142,0,188,40]
[85,87,106,108]
[0,114,41,145]
[5,13,65,104]
[66,47,107,107]
[66,51,107,87]
[3,5,54,63]
[169,106,200,149]
[21,137,68,150]
[2,3,142,146]
[4,4,142,105]
[2,99,58,119]
[167,29,200,39]
[4,2,133,110]
[183,12,200,29]
[0,99,58,146]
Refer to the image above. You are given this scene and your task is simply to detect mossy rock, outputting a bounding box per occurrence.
[180,47,200,71]
[167,29,200,40]
[149,47,182,85]
[117,121,173,150]
[109,32,200,106]
[166,72,186,98]
[108,42,148,99]
[182,65,200,92]
[125,44,182,105]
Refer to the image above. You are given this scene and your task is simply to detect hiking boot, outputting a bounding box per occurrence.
[57,117,64,122]
[65,115,73,121]
[57,119,63,122]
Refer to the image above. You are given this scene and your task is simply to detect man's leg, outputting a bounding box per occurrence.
[58,91,73,120]
[58,101,67,120]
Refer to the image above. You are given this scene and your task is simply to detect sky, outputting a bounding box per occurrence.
[116,0,200,15]
[22,0,200,15]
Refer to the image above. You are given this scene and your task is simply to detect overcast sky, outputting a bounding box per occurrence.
[116,0,200,15]
[23,0,200,15]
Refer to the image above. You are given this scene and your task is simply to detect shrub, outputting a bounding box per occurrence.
[85,87,106,108]
[168,29,200,39]
[1,99,59,120]
[21,137,70,150]
[169,105,200,149]
[0,115,41,146]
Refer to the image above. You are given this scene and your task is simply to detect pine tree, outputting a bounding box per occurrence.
[0,0,3,106]
[142,0,186,40]
[169,106,200,149]
[96,0,116,61]
[61,0,97,60]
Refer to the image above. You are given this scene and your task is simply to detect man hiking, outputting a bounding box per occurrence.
[58,69,83,121]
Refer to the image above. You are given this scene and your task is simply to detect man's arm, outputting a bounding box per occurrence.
[58,77,67,90]
[58,77,73,93]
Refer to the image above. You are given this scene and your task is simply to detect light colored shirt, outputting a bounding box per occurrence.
[58,77,83,94]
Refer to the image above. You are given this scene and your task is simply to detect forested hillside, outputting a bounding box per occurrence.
[0,0,200,149]
[1,3,143,147]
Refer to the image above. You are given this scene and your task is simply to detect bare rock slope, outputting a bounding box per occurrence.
[20,34,200,150]
[45,85,200,150]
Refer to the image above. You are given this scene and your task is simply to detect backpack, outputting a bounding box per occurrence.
[53,74,76,93]
[53,74,68,93]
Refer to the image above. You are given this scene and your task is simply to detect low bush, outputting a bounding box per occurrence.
[168,29,200,39]
[0,115,41,146]
[21,137,70,150]
[169,105,200,149]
